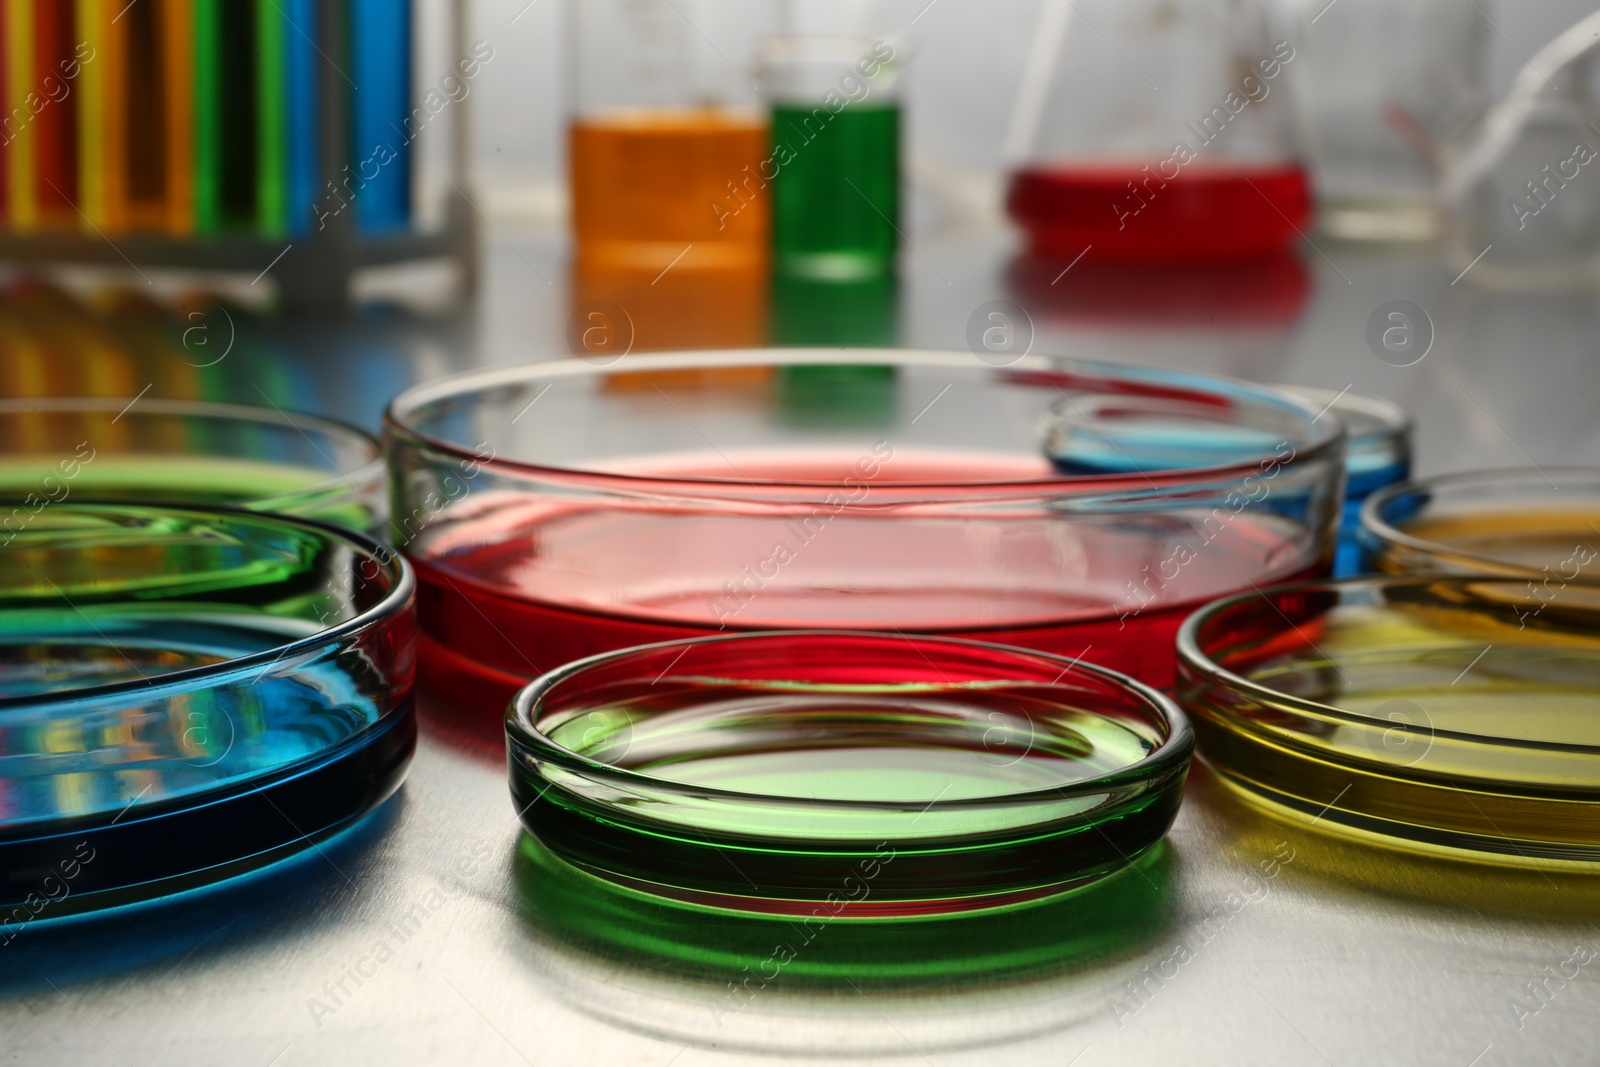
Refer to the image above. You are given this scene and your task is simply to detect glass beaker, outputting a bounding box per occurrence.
[1282,0,1488,243]
[760,0,903,280]
[1440,11,1600,293]
[567,0,780,273]
[1004,0,1309,264]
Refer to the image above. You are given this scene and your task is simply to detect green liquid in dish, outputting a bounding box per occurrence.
[551,692,1153,803]
[0,456,373,528]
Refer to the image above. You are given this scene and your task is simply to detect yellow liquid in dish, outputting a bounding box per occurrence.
[1387,510,1600,575]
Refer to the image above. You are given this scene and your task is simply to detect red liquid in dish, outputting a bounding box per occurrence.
[1007,162,1312,264]
[409,450,1321,717]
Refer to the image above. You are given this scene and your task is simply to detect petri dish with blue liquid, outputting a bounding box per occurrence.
[0,504,415,925]
[1045,383,1409,577]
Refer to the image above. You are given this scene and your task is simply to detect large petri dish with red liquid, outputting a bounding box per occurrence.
[385,350,1345,718]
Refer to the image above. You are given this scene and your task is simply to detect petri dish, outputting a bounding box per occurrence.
[1362,467,1600,581]
[387,348,1345,715]
[0,504,416,923]
[506,631,1192,915]
[0,397,386,531]
[1048,384,1407,580]
[1279,387,1411,578]
[1177,576,1600,867]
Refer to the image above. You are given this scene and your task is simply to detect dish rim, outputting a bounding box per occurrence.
[0,395,387,506]
[1176,574,1600,758]
[386,348,1346,496]
[506,628,1194,814]
[0,502,414,716]
[1360,467,1600,579]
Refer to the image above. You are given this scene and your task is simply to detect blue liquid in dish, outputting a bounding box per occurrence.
[0,614,413,921]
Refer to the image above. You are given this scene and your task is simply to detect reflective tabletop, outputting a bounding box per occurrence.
[4,225,1599,1066]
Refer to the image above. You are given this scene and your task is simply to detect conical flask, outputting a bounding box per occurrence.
[1004,0,1310,264]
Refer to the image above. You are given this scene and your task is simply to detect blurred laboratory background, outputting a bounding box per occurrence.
[4,0,1600,469]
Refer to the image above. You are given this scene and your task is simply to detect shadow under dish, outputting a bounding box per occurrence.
[1178,576,1600,867]
[0,504,415,922]
[507,631,1192,916]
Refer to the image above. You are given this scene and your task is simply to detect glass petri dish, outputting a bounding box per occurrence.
[1362,468,1600,581]
[1279,387,1411,578]
[0,504,416,923]
[0,397,386,532]
[1177,576,1600,867]
[506,631,1192,915]
[387,349,1345,715]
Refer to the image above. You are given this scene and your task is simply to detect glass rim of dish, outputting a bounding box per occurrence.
[386,348,1346,496]
[1177,574,1600,757]
[1360,466,1600,579]
[0,502,413,715]
[0,395,387,503]
[507,628,1193,812]
[1277,385,1412,444]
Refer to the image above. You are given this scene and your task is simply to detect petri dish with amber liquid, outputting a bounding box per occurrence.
[385,349,1346,720]
[506,631,1192,915]
[1362,468,1600,583]
[1178,576,1600,867]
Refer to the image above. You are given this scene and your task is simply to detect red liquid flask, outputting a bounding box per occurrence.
[1003,0,1310,264]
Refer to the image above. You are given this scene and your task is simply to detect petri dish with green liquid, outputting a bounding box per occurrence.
[1178,576,1600,867]
[0,398,385,533]
[506,631,1192,915]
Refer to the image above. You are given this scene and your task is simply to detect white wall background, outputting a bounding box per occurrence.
[459,0,1600,228]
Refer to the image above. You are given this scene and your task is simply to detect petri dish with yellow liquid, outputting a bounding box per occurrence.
[1178,576,1600,867]
[1361,468,1600,582]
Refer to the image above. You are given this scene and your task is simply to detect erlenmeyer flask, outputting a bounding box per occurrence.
[1439,11,1600,290]
[1004,0,1310,264]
